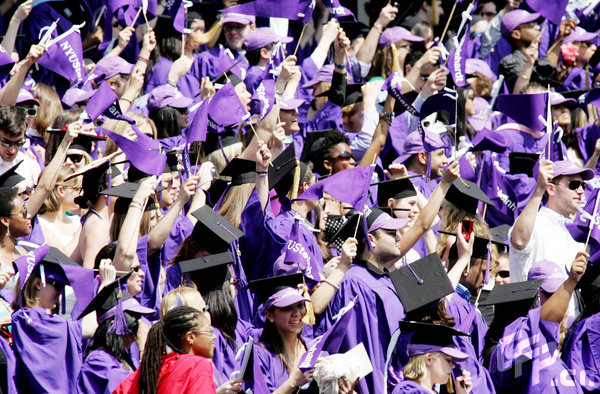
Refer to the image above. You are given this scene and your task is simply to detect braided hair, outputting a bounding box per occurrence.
[138,306,203,394]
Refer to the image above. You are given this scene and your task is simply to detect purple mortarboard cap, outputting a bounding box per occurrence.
[398,321,469,365]
[552,160,594,180]
[527,260,565,293]
[496,92,547,130]
[378,26,425,47]
[16,89,39,106]
[549,91,576,107]
[147,85,194,111]
[13,243,50,305]
[395,131,446,164]
[244,27,292,52]
[222,12,255,25]
[563,26,599,44]
[501,10,540,37]
[467,97,493,131]
[280,97,305,110]
[465,59,496,81]
[93,56,134,81]
[302,65,334,88]
[469,128,508,153]
[62,87,95,108]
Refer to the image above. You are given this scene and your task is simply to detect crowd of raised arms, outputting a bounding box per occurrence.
[0,0,599,393]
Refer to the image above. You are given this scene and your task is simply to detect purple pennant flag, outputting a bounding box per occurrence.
[100,0,130,51]
[37,24,87,85]
[186,98,209,143]
[544,123,565,162]
[296,165,374,212]
[207,81,251,133]
[117,0,158,27]
[572,186,600,245]
[419,90,456,151]
[102,125,166,176]
[321,0,356,21]
[261,41,286,81]
[251,79,276,122]
[447,18,471,88]
[525,0,567,25]
[0,45,14,82]
[165,0,188,33]
[85,82,123,121]
[496,93,548,131]
[479,153,519,222]
[273,219,323,286]
[13,243,50,306]
[385,72,419,117]
[578,88,600,118]
[221,0,316,23]
[298,297,356,371]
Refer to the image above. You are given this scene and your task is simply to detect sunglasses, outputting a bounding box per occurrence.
[17,187,33,197]
[66,154,84,163]
[556,180,586,191]
[0,138,26,148]
[496,270,509,279]
[9,207,27,219]
[48,280,65,292]
[17,107,37,118]
[481,12,496,17]
[176,107,189,115]
[328,151,354,162]
[380,228,398,237]
[130,265,142,273]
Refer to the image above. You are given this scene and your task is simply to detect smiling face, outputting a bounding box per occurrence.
[266,301,306,336]
[0,130,24,163]
[6,196,31,237]
[224,22,253,51]
[234,82,252,113]
[127,263,145,297]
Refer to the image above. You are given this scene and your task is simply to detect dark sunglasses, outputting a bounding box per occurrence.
[48,280,65,292]
[559,180,586,191]
[9,207,27,219]
[18,187,33,197]
[481,12,496,17]
[66,154,84,163]
[496,270,510,279]
[328,151,354,162]
[0,138,26,148]
[176,107,189,115]
[130,265,142,273]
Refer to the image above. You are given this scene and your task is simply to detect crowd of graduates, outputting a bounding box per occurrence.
[0,0,600,392]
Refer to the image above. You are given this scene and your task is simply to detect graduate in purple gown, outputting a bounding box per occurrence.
[11,243,97,393]
[391,321,473,394]
[77,274,154,394]
[485,251,588,392]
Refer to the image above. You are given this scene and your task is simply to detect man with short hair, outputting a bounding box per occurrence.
[0,106,40,187]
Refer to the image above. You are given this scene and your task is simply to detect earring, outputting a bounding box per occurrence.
[5,226,9,238]
[189,341,194,346]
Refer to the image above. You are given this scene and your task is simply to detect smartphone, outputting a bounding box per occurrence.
[461,219,474,241]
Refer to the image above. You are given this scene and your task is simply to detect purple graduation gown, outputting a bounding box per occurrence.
[254,343,291,391]
[391,379,432,394]
[563,68,590,91]
[160,215,193,267]
[496,126,549,172]
[304,101,344,134]
[13,307,83,393]
[445,292,496,393]
[322,260,406,394]
[77,349,132,394]
[489,307,583,393]
[145,57,174,94]
[211,319,256,386]
[562,312,600,392]
[135,235,161,319]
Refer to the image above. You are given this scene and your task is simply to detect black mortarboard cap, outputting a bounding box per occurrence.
[489,224,511,252]
[509,152,540,177]
[0,160,25,188]
[268,144,298,200]
[219,158,256,186]
[316,83,363,107]
[339,21,370,42]
[326,211,363,247]
[66,155,122,208]
[375,175,418,208]
[561,88,589,101]
[212,67,243,88]
[300,130,328,163]
[439,230,507,260]
[190,205,245,252]
[47,128,106,154]
[576,263,600,290]
[202,131,241,154]
[389,253,454,313]
[179,251,234,294]
[78,272,133,319]
[445,178,494,215]
[100,182,160,214]
[479,279,542,307]
[398,321,469,346]
[248,272,304,305]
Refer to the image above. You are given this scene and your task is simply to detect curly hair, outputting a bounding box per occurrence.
[311,129,349,175]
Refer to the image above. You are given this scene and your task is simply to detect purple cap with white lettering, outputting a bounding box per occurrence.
[244,27,292,52]
[222,12,255,25]
[379,26,425,47]
[395,131,446,164]
[264,287,311,311]
[93,56,135,80]
[528,260,566,293]
[552,159,594,180]
[563,27,599,44]
[501,10,540,37]
[147,85,194,110]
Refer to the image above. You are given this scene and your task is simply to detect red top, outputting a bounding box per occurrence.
[113,352,217,394]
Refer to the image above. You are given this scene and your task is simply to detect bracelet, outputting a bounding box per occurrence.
[257,171,268,177]
[321,279,339,291]
[519,74,531,80]
[137,55,150,63]
[120,97,133,104]
[167,80,178,87]
[334,62,346,69]
[379,111,393,125]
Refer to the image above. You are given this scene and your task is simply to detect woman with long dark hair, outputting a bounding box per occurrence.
[114,306,217,393]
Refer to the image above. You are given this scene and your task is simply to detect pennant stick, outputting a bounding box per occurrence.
[94,269,132,275]
[546,84,552,156]
[352,212,363,239]
[586,65,590,90]
[439,1,458,44]
[585,191,600,248]
[293,23,308,57]
[143,11,150,30]
[130,8,142,29]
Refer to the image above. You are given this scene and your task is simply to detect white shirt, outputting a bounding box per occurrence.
[509,206,583,315]
[0,149,41,188]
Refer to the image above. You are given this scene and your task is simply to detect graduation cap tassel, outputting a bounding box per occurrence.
[106,166,112,206]
[109,290,132,335]
[300,281,315,326]
[483,239,492,285]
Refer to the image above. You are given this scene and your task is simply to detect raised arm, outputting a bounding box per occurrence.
[446,222,475,289]
[0,44,45,105]
[541,251,587,323]
[255,139,271,212]
[1,0,32,54]
[356,4,397,65]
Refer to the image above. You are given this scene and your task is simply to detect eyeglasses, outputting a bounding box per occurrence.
[175,107,189,115]
[66,154,84,163]
[518,22,538,30]
[17,107,37,118]
[191,329,213,336]
[380,228,398,237]
[556,180,586,191]
[17,187,33,197]
[230,278,238,286]
[481,12,496,17]
[48,280,64,292]
[9,207,27,219]
[496,270,510,279]
[327,151,354,162]
[130,265,142,273]
[0,137,26,148]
